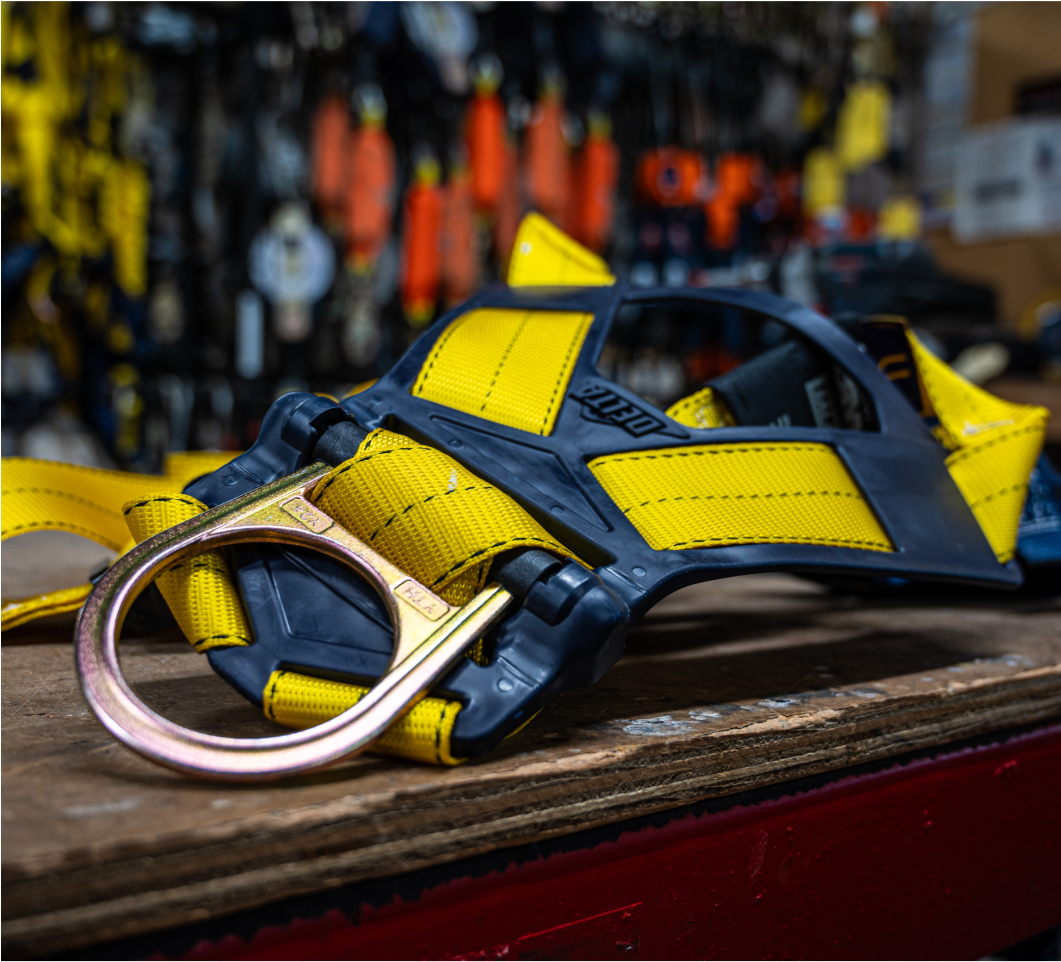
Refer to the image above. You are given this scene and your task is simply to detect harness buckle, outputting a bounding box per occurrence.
[75,463,513,781]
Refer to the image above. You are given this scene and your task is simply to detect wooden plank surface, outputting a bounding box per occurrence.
[3,573,1060,957]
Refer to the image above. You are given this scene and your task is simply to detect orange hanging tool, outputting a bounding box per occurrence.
[311,95,351,230]
[441,157,478,307]
[571,111,619,254]
[344,85,396,272]
[634,147,708,208]
[466,55,506,215]
[400,151,444,327]
[493,136,521,267]
[524,74,570,227]
[716,152,761,207]
[705,152,762,250]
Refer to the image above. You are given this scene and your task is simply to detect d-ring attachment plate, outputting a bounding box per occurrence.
[75,464,512,781]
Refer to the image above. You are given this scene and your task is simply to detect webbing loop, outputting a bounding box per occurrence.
[119,428,579,765]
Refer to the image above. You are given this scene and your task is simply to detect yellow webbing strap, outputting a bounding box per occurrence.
[589,442,893,553]
[0,452,238,631]
[118,428,579,764]
[123,494,252,652]
[310,428,579,603]
[659,331,1048,564]
[506,213,615,287]
[262,670,464,765]
[666,387,735,429]
[412,307,593,436]
[907,333,1048,563]
[1,584,98,632]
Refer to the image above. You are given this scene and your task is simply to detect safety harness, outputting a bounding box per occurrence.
[2,215,1054,766]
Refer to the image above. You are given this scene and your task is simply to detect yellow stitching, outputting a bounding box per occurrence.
[589,442,827,468]
[0,521,123,549]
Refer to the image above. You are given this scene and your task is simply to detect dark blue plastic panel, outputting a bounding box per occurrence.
[343,283,1019,619]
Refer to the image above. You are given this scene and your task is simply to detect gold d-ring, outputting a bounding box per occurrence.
[75,464,512,781]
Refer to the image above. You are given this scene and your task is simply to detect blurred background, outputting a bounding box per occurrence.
[2,0,1059,473]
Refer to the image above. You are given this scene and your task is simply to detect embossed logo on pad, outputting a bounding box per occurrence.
[280,496,333,533]
[571,383,665,436]
[395,579,448,621]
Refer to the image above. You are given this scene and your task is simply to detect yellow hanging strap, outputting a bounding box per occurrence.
[506,212,615,287]
[412,307,594,436]
[262,671,466,766]
[119,428,579,764]
[0,452,238,631]
[666,387,735,429]
[907,333,1048,563]
[309,428,579,604]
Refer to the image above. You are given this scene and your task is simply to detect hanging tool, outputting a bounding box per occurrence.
[400,149,445,327]
[311,94,351,232]
[441,151,478,308]
[570,111,619,255]
[343,84,396,273]
[523,67,570,228]
[466,54,506,216]
[704,152,761,251]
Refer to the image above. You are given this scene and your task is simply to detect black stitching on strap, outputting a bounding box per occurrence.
[265,671,286,719]
[123,495,204,515]
[415,315,469,395]
[312,446,416,500]
[968,482,1026,509]
[2,486,123,517]
[0,521,121,549]
[591,443,825,467]
[946,422,1043,466]
[664,535,890,550]
[435,701,449,763]
[369,484,496,541]
[480,311,533,413]
[622,489,862,513]
[540,315,590,433]
[429,535,564,588]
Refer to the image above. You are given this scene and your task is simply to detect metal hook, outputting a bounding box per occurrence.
[75,464,512,781]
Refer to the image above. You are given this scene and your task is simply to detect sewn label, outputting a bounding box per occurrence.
[280,497,333,533]
[394,579,448,621]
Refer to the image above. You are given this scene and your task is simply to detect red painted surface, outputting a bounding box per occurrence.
[175,725,1061,961]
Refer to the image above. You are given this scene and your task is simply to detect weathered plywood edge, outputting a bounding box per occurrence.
[5,667,1061,958]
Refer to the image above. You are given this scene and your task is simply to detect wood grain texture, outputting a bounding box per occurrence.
[3,574,1060,957]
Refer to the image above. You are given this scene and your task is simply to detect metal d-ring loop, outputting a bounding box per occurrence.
[74,467,512,781]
